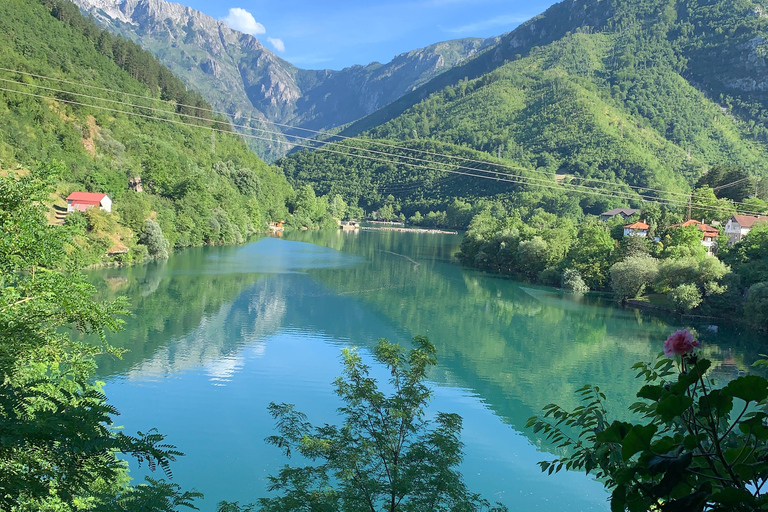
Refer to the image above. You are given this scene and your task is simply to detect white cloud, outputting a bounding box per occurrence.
[222,8,266,36]
[268,37,285,52]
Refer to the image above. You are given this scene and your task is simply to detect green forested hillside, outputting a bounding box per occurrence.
[0,0,292,263]
[283,0,768,220]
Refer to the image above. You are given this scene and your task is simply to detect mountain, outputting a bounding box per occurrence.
[279,0,768,220]
[70,0,498,160]
[0,0,292,263]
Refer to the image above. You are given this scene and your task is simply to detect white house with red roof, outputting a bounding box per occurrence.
[725,214,768,244]
[623,221,649,237]
[66,192,112,213]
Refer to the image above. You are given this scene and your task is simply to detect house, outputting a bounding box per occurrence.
[340,220,360,231]
[724,215,768,244]
[670,220,720,251]
[623,221,649,237]
[66,192,112,213]
[601,208,641,221]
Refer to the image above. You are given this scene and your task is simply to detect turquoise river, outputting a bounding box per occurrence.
[89,230,766,511]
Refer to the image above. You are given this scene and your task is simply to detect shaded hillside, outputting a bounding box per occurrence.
[343,0,768,145]
[322,0,768,196]
[71,0,497,160]
[0,0,291,261]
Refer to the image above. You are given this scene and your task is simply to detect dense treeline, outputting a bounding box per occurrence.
[458,196,768,330]
[280,137,661,229]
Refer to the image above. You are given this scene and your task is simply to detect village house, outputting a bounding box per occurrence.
[340,220,360,231]
[601,208,641,221]
[670,219,720,252]
[66,192,112,213]
[724,214,768,244]
[623,221,649,237]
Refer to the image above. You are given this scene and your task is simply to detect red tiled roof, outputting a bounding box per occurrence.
[624,222,649,230]
[731,214,768,229]
[672,219,719,235]
[66,192,106,204]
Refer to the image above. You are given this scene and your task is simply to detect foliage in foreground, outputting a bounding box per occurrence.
[528,330,768,511]
[0,169,200,511]
[219,337,505,512]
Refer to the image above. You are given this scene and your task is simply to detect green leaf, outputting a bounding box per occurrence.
[656,395,693,422]
[622,424,657,461]
[710,488,754,506]
[683,433,707,450]
[722,375,768,403]
[698,388,733,417]
[637,384,664,401]
[739,413,768,440]
[596,421,633,444]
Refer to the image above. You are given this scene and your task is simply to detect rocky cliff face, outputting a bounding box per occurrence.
[71,0,496,160]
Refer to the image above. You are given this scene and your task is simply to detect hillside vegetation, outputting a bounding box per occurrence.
[0,0,293,264]
[279,0,768,220]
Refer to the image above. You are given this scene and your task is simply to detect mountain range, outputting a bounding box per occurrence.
[71,0,498,160]
[70,0,768,219]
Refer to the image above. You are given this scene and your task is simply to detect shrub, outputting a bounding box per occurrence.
[529,330,768,512]
[63,211,88,231]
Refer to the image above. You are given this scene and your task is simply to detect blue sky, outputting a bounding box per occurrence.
[181,0,559,70]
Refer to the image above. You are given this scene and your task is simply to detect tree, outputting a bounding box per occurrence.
[140,219,170,259]
[517,236,549,277]
[564,224,616,289]
[562,268,589,292]
[328,194,348,220]
[220,337,505,512]
[744,282,768,331]
[0,169,199,511]
[721,223,768,287]
[529,331,768,512]
[661,225,707,260]
[671,282,702,312]
[610,254,659,301]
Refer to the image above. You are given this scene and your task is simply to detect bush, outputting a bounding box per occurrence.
[671,283,702,312]
[610,254,659,301]
[63,211,88,231]
[529,331,768,512]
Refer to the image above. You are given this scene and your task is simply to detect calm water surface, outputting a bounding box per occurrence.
[90,231,764,511]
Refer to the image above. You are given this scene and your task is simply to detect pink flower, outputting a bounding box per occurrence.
[663,329,701,357]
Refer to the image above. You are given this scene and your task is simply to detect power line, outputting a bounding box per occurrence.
[0,66,721,202]
[0,83,761,217]
[0,83,751,216]
[1,75,719,211]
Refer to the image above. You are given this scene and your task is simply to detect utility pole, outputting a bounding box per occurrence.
[211,131,215,155]
[687,192,692,221]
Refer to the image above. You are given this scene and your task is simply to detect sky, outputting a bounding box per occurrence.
[180,0,559,70]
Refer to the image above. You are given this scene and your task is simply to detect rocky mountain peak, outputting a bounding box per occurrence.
[72,0,498,160]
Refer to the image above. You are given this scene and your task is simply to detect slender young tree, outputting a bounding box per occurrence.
[220,337,505,512]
